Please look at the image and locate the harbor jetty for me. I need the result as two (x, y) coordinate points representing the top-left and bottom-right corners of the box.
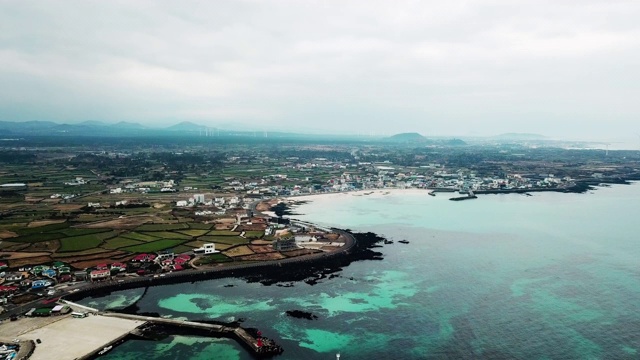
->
(449, 191), (478, 201)
(95, 312), (283, 358)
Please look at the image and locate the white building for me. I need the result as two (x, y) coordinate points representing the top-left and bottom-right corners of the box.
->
(194, 194), (206, 204)
(194, 243), (218, 254)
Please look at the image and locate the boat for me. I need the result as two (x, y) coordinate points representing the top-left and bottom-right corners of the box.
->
(384, 239), (394, 244)
(398, 240), (410, 244)
(98, 346), (112, 355)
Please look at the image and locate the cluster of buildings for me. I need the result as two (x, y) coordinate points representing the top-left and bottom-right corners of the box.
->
(249, 167), (577, 197)
(50, 193), (77, 200)
(175, 194), (247, 217)
(109, 179), (178, 194)
(88, 251), (193, 281)
(0, 262), (75, 301)
(64, 177), (86, 186)
(0, 250), (198, 312)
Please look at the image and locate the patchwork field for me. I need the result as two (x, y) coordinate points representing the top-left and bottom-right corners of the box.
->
(244, 231), (265, 239)
(223, 245), (255, 257)
(120, 232), (160, 242)
(58, 231), (118, 252)
(120, 239), (187, 253)
(207, 230), (240, 236)
(176, 229), (210, 237)
(102, 237), (144, 250)
(1, 214), (276, 270)
(136, 223), (189, 231)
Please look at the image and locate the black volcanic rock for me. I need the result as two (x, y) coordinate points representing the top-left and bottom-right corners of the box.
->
(286, 310), (318, 320)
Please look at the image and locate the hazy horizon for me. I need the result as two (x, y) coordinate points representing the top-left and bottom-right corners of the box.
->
(1, 1), (640, 141)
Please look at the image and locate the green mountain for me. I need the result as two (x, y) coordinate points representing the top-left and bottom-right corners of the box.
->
(385, 132), (427, 143)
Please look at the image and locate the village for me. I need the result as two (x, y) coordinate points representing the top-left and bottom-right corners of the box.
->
(0, 187), (351, 322)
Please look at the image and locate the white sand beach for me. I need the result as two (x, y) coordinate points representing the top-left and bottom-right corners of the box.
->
(285, 188), (433, 204)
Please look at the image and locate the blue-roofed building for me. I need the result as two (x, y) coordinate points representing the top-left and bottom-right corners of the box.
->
(31, 279), (53, 289)
(42, 269), (57, 279)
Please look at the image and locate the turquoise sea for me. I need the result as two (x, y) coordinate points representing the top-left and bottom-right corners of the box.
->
(82, 183), (640, 359)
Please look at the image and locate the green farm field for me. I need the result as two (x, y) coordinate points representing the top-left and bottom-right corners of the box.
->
(121, 239), (187, 253)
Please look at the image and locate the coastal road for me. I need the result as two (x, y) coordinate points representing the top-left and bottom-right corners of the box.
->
(0, 227), (356, 322)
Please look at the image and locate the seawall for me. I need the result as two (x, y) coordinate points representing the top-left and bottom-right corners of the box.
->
(63, 229), (356, 301)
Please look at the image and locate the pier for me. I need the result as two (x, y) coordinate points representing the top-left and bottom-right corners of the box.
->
(97, 312), (283, 357)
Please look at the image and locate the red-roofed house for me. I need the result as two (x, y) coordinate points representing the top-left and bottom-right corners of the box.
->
(174, 257), (188, 265)
(172, 264), (184, 271)
(90, 269), (110, 281)
(96, 263), (109, 270)
(0, 285), (18, 294)
(161, 259), (173, 267)
(132, 254), (157, 262)
(132, 254), (147, 262)
(111, 263), (126, 271)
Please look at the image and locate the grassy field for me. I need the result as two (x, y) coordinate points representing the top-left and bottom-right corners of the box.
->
(102, 237), (144, 250)
(187, 223), (213, 230)
(211, 242), (234, 250)
(60, 228), (112, 237)
(199, 236), (249, 245)
(58, 231), (117, 252)
(11, 232), (64, 243)
(195, 253), (233, 265)
(138, 231), (192, 240)
(53, 248), (116, 258)
(14, 222), (69, 235)
(223, 245), (255, 257)
(136, 223), (189, 231)
(171, 244), (195, 254)
(207, 230), (240, 236)
(121, 232), (161, 242)
(176, 229), (210, 237)
(244, 231), (264, 239)
(121, 239), (187, 253)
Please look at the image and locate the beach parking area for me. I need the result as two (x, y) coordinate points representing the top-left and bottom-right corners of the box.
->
(15, 315), (144, 360)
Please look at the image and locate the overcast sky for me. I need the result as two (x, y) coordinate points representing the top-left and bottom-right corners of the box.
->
(1, 1), (639, 139)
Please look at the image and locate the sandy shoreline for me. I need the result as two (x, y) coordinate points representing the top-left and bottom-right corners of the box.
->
(284, 188), (433, 203)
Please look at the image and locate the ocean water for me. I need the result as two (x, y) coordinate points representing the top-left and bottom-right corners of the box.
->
(83, 183), (640, 359)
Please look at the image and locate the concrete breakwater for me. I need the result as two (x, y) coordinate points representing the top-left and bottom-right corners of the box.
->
(80, 313), (284, 358)
(449, 195), (478, 201)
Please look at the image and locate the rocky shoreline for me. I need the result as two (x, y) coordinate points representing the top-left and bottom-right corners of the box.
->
(65, 231), (385, 301)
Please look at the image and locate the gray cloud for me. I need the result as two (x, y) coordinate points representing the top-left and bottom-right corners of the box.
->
(1, 0), (639, 139)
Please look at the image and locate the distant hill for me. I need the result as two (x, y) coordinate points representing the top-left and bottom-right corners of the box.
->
(494, 133), (546, 140)
(111, 121), (146, 129)
(166, 121), (206, 132)
(79, 120), (107, 126)
(445, 138), (467, 146)
(385, 132), (427, 143)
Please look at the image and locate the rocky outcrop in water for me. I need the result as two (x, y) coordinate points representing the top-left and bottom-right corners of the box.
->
(286, 310), (318, 320)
